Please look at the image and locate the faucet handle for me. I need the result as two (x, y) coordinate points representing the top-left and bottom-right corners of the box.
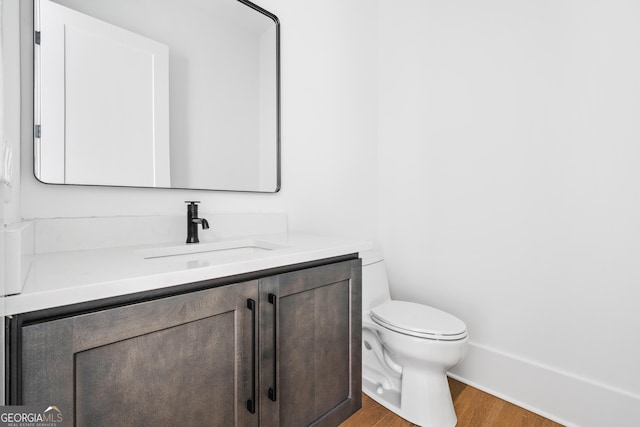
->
(185, 200), (201, 204)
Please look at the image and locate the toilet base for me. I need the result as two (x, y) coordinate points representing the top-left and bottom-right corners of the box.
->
(363, 369), (457, 427)
(400, 366), (457, 427)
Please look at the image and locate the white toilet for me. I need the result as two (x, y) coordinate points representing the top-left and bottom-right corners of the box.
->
(361, 251), (468, 427)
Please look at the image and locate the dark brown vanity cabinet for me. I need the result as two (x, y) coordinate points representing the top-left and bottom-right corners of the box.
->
(8, 258), (362, 427)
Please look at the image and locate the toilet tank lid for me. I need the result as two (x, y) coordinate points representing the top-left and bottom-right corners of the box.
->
(359, 250), (384, 266)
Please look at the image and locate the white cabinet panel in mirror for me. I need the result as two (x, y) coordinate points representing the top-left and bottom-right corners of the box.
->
(33, 0), (280, 192)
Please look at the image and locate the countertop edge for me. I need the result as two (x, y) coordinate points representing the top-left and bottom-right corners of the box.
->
(4, 235), (371, 316)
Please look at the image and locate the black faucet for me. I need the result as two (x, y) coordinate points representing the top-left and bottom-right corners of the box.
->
(185, 201), (210, 243)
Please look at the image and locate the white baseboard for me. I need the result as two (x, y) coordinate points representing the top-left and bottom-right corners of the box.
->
(449, 342), (640, 427)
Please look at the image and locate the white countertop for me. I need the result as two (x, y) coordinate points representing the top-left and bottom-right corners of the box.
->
(4, 233), (370, 316)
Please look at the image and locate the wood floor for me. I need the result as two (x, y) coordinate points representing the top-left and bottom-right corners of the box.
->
(339, 378), (563, 427)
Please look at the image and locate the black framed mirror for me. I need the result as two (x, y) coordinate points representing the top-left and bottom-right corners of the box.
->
(33, 0), (280, 192)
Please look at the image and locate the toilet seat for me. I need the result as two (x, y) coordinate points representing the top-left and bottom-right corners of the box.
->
(370, 301), (467, 341)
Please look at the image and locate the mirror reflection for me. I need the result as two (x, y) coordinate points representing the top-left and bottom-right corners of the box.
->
(34, 0), (280, 192)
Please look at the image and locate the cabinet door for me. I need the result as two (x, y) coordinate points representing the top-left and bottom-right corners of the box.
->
(259, 260), (362, 427)
(20, 281), (259, 427)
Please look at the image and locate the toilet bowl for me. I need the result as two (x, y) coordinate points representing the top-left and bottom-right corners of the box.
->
(361, 251), (468, 427)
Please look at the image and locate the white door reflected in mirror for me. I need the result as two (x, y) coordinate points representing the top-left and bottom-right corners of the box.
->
(36, 0), (171, 187)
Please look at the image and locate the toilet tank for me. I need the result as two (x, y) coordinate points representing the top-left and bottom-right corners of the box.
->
(360, 250), (392, 313)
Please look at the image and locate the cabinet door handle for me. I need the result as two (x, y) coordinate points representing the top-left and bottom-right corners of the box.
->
(268, 293), (278, 402)
(246, 298), (257, 414)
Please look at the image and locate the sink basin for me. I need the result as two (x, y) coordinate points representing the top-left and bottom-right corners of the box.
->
(138, 239), (288, 263)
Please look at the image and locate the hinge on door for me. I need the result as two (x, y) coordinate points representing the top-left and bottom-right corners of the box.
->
(34, 125), (41, 138)
(35, 31), (41, 45)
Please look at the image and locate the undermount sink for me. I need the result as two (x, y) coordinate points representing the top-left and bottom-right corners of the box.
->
(138, 239), (289, 262)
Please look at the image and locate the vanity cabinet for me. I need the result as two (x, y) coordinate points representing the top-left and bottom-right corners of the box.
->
(7, 257), (362, 427)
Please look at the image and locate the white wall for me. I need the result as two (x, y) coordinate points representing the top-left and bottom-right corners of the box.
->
(378, 0), (640, 425)
(17, 0), (378, 241)
(1, 0), (19, 224)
